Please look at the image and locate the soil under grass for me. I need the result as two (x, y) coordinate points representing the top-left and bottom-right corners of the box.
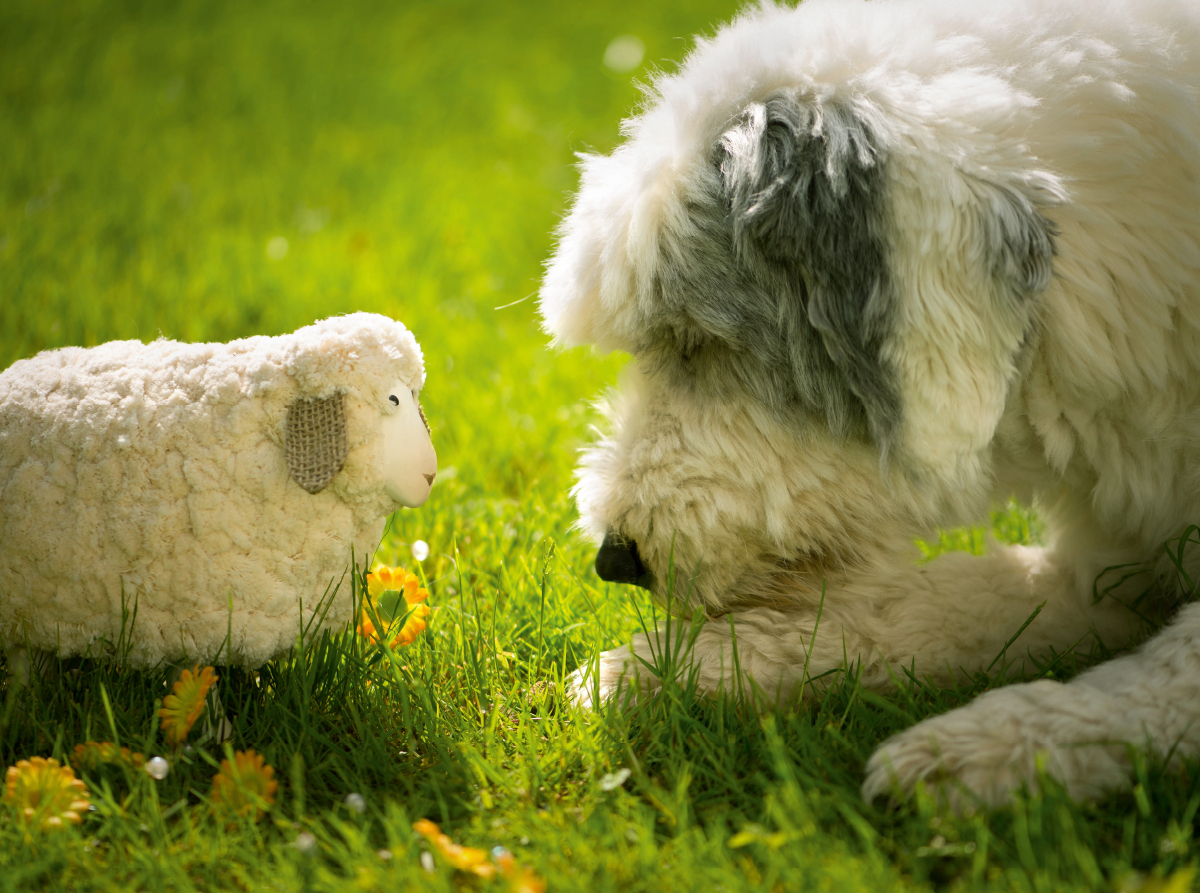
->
(1, 0), (1196, 890)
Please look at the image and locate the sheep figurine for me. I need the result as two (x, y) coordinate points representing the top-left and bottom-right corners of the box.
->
(0, 312), (437, 680)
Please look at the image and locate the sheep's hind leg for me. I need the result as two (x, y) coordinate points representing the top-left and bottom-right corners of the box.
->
(1, 646), (62, 689)
(3, 643), (32, 686)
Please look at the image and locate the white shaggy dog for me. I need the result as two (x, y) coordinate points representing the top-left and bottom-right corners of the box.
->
(541, 0), (1200, 811)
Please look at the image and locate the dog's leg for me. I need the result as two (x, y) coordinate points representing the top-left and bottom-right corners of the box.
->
(572, 540), (1147, 708)
(828, 541), (1152, 684)
(862, 601), (1200, 813)
(568, 610), (861, 709)
(568, 634), (661, 710)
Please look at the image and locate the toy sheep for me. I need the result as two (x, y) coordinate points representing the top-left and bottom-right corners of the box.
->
(0, 312), (437, 679)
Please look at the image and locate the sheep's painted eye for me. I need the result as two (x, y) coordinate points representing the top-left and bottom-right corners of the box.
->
(389, 395), (399, 406)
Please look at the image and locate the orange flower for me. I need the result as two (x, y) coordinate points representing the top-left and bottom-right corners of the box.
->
(494, 848), (548, 893)
(358, 614), (380, 642)
(159, 665), (219, 746)
(413, 821), (546, 889)
(359, 566), (431, 648)
(4, 757), (90, 830)
(413, 818), (496, 878)
(389, 603), (432, 647)
(211, 749), (277, 822)
(71, 741), (145, 772)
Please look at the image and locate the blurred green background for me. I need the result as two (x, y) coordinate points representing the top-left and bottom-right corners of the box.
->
(0, 0), (745, 493)
(0, 0), (772, 615)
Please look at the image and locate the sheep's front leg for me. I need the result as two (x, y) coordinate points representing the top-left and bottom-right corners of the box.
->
(862, 602), (1200, 813)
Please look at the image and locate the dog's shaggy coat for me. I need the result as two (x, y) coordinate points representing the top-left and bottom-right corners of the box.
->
(541, 0), (1200, 810)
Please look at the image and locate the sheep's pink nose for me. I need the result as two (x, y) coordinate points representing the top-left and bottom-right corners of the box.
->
(423, 472), (436, 485)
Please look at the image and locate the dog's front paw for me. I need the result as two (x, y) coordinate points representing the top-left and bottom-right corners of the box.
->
(862, 681), (1130, 813)
(567, 644), (663, 710)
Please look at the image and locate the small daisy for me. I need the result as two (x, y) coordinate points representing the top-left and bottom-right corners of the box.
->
(211, 750), (277, 822)
(359, 566), (431, 648)
(159, 665), (219, 746)
(4, 757), (91, 830)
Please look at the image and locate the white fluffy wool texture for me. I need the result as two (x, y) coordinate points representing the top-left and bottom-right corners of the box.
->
(0, 312), (424, 668)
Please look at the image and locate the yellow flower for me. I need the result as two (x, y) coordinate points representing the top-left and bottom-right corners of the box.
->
(71, 741), (145, 772)
(359, 566), (431, 648)
(4, 757), (90, 830)
(413, 818), (496, 878)
(211, 749), (277, 822)
(158, 665), (219, 746)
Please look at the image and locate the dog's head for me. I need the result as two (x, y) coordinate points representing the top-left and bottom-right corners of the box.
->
(541, 3), (1063, 611)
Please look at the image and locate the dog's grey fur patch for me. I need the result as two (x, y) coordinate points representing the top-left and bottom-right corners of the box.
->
(640, 92), (900, 446)
(974, 179), (1057, 299)
(647, 197), (863, 431)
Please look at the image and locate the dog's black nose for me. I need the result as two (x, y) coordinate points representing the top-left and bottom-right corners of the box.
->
(595, 533), (652, 588)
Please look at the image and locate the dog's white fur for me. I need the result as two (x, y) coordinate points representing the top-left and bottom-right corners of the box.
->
(541, 0), (1200, 811)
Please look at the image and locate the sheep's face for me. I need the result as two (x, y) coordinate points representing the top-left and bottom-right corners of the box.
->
(379, 380), (436, 508)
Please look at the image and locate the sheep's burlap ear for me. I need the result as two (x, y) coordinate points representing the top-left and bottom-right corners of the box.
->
(285, 393), (349, 494)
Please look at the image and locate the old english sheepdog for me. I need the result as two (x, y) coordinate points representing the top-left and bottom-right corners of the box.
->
(540, 0), (1200, 811)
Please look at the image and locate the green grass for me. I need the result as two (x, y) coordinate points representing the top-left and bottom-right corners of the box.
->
(1, 0), (1197, 890)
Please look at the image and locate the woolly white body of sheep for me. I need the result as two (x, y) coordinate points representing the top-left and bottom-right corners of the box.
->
(0, 312), (424, 670)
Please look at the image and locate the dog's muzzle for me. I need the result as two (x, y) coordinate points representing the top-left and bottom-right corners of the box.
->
(595, 533), (654, 589)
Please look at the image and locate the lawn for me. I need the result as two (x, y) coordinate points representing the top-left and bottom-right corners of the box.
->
(1, 0), (1196, 890)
